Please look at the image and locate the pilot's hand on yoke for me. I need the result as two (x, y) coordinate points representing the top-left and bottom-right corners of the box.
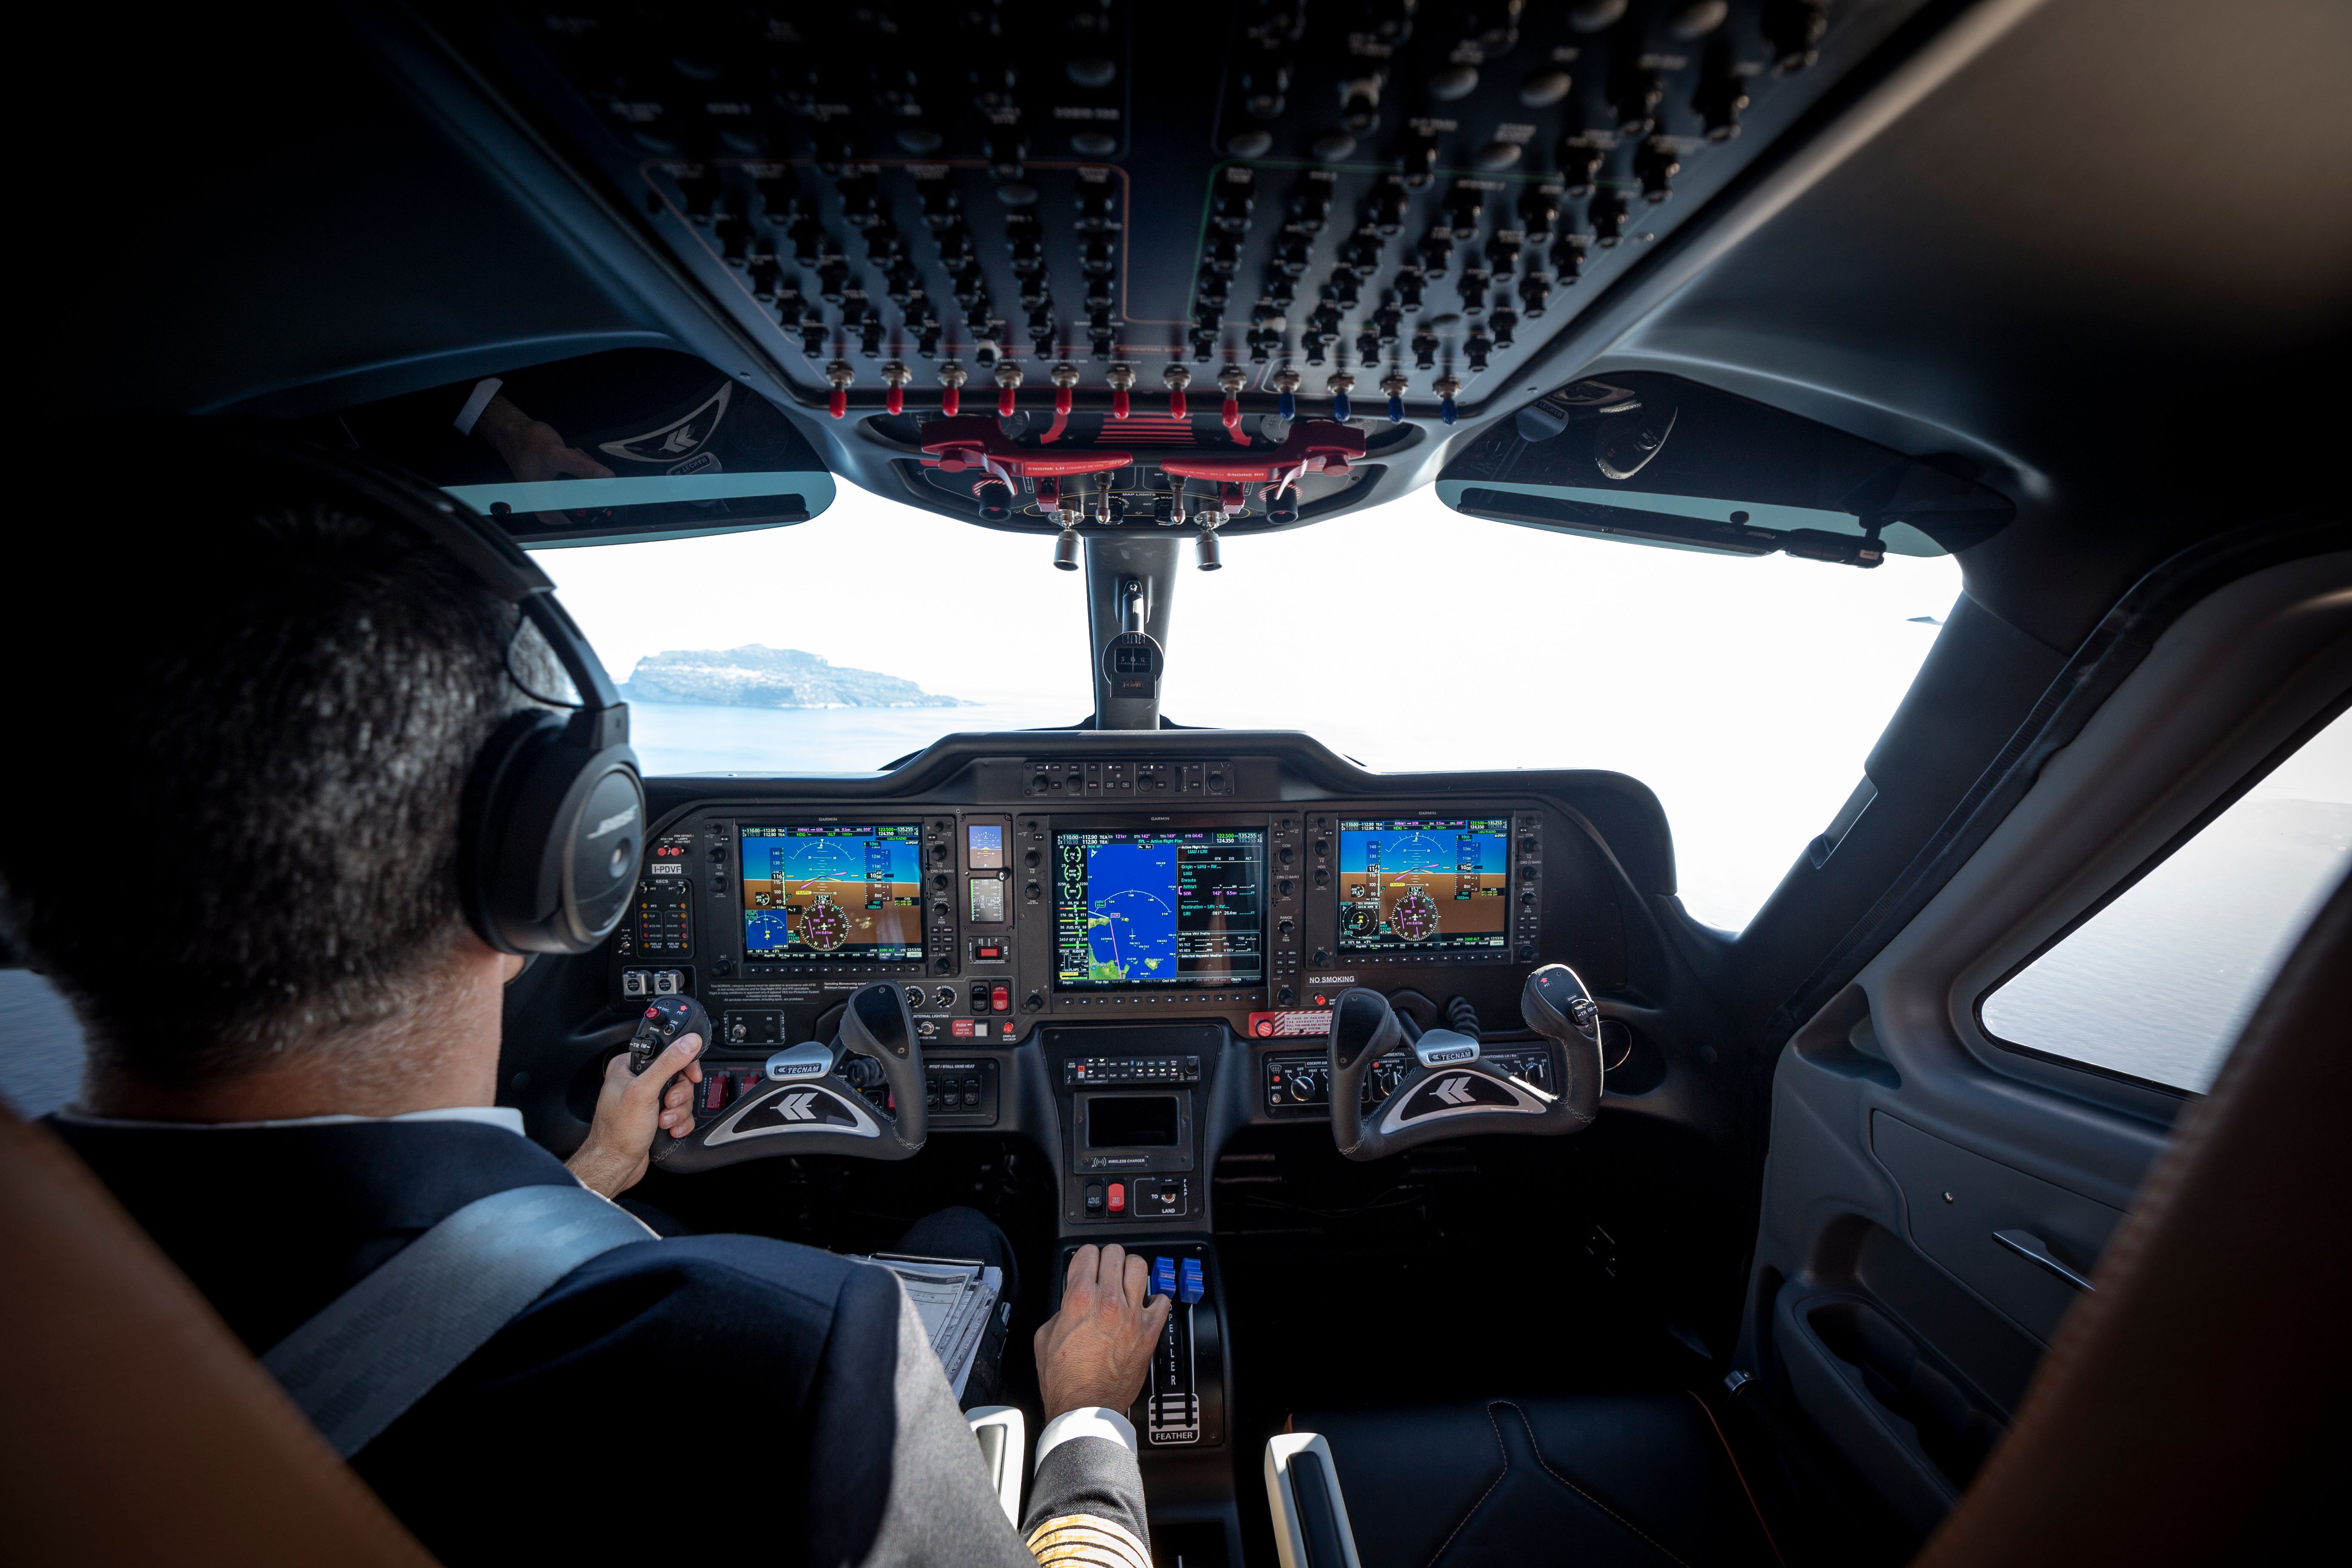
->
(567, 1033), (703, 1198)
(473, 392), (616, 484)
(1034, 1243), (1172, 1419)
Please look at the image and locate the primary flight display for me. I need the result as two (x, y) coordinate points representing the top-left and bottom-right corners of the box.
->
(741, 824), (924, 961)
(1336, 818), (1511, 953)
(1053, 828), (1266, 988)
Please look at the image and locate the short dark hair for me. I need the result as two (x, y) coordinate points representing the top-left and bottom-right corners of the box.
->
(2, 496), (553, 1086)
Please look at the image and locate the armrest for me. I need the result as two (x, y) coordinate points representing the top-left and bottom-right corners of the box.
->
(967, 1405), (1026, 1528)
(1265, 1433), (1363, 1568)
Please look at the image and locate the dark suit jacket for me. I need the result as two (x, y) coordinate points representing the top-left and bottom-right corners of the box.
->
(52, 1116), (1148, 1566)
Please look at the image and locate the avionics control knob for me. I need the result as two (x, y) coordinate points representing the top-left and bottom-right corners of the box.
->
(904, 986), (925, 1009)
(1289, 1070), (1316, 1102)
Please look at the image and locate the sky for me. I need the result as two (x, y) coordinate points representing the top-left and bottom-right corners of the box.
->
(541, 481), (1964, 930)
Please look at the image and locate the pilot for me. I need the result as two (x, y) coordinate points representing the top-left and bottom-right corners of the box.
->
(1, 466), (1168, 1567)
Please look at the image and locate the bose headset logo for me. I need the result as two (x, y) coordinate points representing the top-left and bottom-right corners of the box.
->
(585, 805), (639, 842)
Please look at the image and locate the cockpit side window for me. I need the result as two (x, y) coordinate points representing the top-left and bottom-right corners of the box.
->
(1978, 704), (2352, 1093)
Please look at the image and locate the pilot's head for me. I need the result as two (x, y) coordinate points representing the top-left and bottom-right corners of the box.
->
(3, 490), (563, 1098)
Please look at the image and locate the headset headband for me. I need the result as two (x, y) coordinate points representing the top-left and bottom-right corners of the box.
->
(225, 432), (631, 752)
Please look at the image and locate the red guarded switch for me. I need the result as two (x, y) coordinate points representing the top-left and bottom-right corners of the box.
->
(1107, 1182), (1127, 1214)
(991, 983), (1011, 1013)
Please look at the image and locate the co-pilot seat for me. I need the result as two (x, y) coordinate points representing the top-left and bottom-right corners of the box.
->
(1265, 882), (2352, 1568)
(1275, 1394), (1782, 1568)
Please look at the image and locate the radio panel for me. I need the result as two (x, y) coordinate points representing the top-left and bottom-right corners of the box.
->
(1262, 1044), (1555, 1119)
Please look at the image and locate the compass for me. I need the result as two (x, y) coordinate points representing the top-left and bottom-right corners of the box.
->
(799, 894), (850, 951)
(1389, 887), (1440, 942)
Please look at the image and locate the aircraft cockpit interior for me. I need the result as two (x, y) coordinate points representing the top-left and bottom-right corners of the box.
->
(3, 4), (2347, 1567)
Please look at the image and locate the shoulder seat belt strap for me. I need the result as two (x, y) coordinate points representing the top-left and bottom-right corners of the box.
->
(261, 1183), (655, 1458)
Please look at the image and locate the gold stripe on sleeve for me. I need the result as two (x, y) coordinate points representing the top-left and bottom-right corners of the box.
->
(1024, 1513), (1153, 1568)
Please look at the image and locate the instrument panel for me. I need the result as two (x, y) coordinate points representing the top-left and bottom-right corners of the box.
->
(611, 744), (1638, 1055)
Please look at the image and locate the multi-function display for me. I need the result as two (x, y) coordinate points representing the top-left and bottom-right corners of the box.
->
(1053, 828), (1265, 989)
(1336, 818), (1511, 953)
(740, 824), (924, 961)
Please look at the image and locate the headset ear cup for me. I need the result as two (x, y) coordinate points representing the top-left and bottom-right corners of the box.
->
(459, 710), (560, 954)
(460, 710), (644, 954)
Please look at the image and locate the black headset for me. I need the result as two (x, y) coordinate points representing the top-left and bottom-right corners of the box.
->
(219, 430), (648, 956)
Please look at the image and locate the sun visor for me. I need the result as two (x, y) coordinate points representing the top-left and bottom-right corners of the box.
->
(294, 348), (835, 548)
(1436, 372), (2014, 568)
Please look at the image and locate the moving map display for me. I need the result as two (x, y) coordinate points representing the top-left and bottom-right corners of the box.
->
(1054, 828), (1265, 988)
(1336, 819), (1511, 953)
(741, 824), (924, 961)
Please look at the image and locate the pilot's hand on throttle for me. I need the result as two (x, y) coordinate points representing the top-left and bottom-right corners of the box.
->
(566, 1034), (703, 1198)
(1033, 1243), (1171, 1419)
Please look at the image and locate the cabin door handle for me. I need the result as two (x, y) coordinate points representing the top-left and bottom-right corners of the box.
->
(1993, 1228), (2095, 1292)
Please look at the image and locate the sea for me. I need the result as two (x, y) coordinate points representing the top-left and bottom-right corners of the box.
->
(628, 699), (1086, 775)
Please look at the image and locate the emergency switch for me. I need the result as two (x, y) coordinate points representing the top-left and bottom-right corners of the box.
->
(1107, 1182), (1127, 1214)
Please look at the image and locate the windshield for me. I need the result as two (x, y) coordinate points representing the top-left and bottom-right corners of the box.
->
(542, 485), (1959, 931)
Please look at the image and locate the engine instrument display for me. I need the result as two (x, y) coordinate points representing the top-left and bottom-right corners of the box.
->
(1054, 828), (1265, 989)
(741, 824), (924, 962)
(1336, 819), (1511, 954)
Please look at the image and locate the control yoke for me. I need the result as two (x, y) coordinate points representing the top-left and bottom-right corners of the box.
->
(654, 983), (928, 1172)
(1325, 966), (1602, 1161)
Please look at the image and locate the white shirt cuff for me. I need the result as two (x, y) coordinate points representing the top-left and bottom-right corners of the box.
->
(1034, 1407), (1138, 1470)
(453, 377), (505, 435)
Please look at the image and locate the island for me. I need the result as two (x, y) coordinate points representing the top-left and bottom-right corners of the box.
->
(618, 646), (968, 709)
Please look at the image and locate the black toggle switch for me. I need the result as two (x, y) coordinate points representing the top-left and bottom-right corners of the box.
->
(1519, 190), (1559, 242)
(1764, 0), (1831, 74)
(1401, 126), (1439, 187)
(1590, 193), (1629, 247)
(1558, 143), (1605, 199)
(1635, 139), (1681, 204)
(1610, 67), (1663, 139)
(1695, 43), (1751, 141)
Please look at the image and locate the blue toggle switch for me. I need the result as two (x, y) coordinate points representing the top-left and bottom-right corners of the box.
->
(1154, 1256), (1177, 1300)
(1179, 1257), (1205, 1304)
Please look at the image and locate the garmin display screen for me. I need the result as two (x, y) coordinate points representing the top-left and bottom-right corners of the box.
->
(740, 824), (924, 961)
(1335, 819), (1511, 953)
